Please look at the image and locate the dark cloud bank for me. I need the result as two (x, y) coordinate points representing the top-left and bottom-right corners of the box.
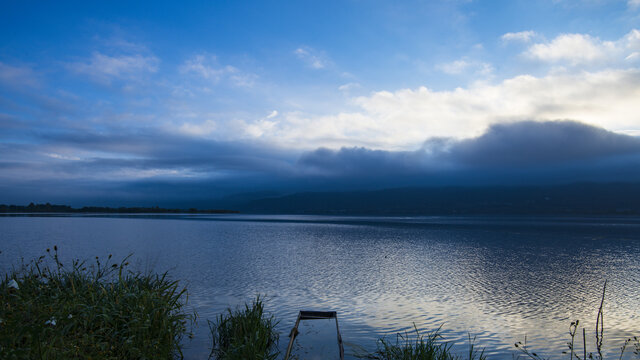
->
(299, 120), (640, 176)
(2, 120), (640, 214)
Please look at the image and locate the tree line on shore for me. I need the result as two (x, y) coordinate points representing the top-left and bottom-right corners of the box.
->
(0, 203), (238, 214)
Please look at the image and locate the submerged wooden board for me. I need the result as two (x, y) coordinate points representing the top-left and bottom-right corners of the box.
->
(284, 311), (345, 360)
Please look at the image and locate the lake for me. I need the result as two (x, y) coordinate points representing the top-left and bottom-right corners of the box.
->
(1, 214), (639, 359)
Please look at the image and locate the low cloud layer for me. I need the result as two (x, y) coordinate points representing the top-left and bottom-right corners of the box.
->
(442, 121), (640, 166)
(2, 120), (640, 206)
(298, 121), (640, 181)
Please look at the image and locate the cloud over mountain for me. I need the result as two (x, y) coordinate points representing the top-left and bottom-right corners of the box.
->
(2, 119), (639, 206)
(297, 120), (640, 184)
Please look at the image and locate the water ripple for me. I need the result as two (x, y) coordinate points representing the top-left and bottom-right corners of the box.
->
(1, 215), (639, 359)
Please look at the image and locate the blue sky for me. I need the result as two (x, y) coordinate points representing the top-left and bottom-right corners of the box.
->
(1, 0), (640, 206)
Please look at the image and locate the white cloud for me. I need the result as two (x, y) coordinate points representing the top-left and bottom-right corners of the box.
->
(244, 118), (277, 138)
(477, 63), (494, 76)
(177, 110), (280, 139)
(626, 52), (640, 61)
(179, 119), (217, 136)
(235, 68), (640, 150)
(228, 72), (258, 87)
(526, 34), (606, 64)
(338, 82), (361, 92)
(294, 47), (329, 69)
(437, 59), (494, 77)
(502, 30), (536, 43)
(71, 52), (159, 83)
(44, 152), (81, 161)
(629, 0), (640, 9)
(525, 29), (640, 66)
(180, 55), (227, 81)
(180, 55), (256, 87)
(437, 60), (470, 74)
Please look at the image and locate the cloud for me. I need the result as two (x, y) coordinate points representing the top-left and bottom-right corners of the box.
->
(266, 110), (278, 119)
(436, 59), (493, 76)
(179, 119), (218, 136)
(525, 29), (640, 66)
(0, 127), (297, 184)
(0, 62), (79, 121)
(437, 59), (471, 74)
(173, 110), (279, 139)
(244, 68), (640, 150)
(630, 0), (640, 9)
(238, 110), (283, 138)
(298, 146), (430, 178)
(70, 52), (159, 83)
(526, 34), (606, 65)
(294, 47), (330, 69)
(180, 55), (228, 81)
(296, 120), (640, 185)
(3, 119), (640, 205)
(338, 82), (361, 92)
(0, 62), (40, 89)
(179, 54), (256, 87)
(444, 120), (640, 166)
(501, 30), (536, 43)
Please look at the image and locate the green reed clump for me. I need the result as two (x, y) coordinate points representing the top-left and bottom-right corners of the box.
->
(208, 295), (279, 360)
(0, 247), (193, 360)
(368, 325), (486, 360)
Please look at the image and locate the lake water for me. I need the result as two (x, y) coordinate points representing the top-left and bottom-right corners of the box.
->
(1, 214), (639, 359)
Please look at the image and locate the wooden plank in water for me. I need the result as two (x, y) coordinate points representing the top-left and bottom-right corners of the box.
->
(284, 310), (345, 360)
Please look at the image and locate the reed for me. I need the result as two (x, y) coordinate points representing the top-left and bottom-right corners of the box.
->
(515, 281), (640, 360)
(208, 295), (279, 360)
(0, 248), (193, 359)
(367, 325), (486, 360)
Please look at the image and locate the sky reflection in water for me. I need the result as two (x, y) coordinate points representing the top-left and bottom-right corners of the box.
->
(0, 214), (639, 359)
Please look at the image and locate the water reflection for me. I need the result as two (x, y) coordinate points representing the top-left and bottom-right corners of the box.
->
(0, 214), (639, 359)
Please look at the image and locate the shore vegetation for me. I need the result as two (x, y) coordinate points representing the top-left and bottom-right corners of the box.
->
(365, 325), (486, 360)
(208, 295), (280, 360)
(515, 282), (640, 360)
(0, 248), (192, 359)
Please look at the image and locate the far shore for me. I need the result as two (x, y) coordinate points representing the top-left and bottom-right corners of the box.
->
(0, 203), (239, 214)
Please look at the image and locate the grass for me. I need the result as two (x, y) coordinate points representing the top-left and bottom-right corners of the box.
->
(208, 295), (279, 360)
(515, 281), (640, 360)
(365, 325), (486, 360)
(0, 248), (193, 360)
(2, 250), (637, 360)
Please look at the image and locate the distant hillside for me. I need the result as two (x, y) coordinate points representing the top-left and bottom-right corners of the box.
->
(0, 203), (238, 214)
(240, 183), (640, 215)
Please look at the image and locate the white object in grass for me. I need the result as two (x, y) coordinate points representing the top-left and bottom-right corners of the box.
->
(45, 318), (56, 326)
(7, 279), (19, 290)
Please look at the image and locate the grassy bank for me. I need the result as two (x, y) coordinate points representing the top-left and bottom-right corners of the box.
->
(0, 249), (192, 359)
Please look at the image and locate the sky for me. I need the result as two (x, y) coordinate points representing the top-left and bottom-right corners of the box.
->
(1, 0), (640, 206)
